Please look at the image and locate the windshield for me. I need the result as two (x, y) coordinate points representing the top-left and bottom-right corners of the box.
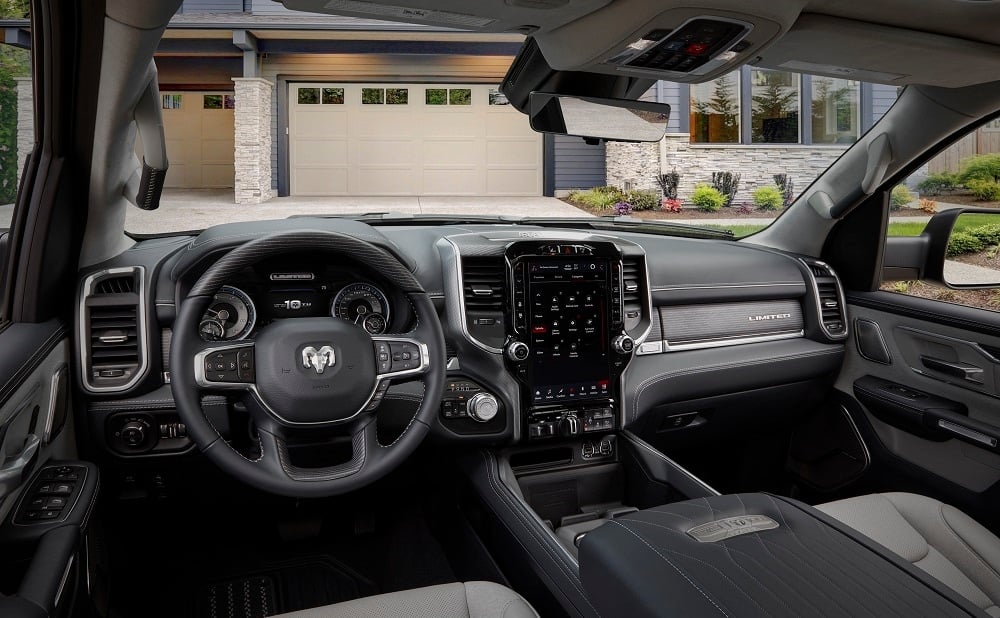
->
(0, 8), (912, 237)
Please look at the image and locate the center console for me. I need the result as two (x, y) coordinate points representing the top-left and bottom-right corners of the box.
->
(503, 242), (635, 442)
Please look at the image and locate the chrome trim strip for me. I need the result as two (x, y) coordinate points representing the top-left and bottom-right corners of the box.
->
(55, 554), (74, 608)
(635, 330), (805, 355)
(939, 419), (998, 448)
(42, 364), (68, 444)
(801, 259), (850, 341)
(840, 404), (871, 473)
(78, 266), (150, 394)
(443, 237), (503, 355)
(650, 282), (803, 292)
(194, 337), (431, 427)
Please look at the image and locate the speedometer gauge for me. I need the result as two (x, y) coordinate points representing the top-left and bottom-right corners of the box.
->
(332, 283), (390, 334)
(199, 285), (256, 341)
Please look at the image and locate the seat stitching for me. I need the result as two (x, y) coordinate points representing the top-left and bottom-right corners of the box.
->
(778, 497), (933, 617)
(615, 519), (775, 616)
(762, 496), (883, 617)
(932, 501), (1000, 607)
(608, 520), (731, 617)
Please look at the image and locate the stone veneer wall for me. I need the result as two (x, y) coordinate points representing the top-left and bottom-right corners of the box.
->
(233, 77), (275, 204)
(607, 133), (849, 204)
(15, 76), (33, 191)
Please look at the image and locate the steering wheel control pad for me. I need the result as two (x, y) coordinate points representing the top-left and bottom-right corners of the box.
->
(253, 317), (376, 424)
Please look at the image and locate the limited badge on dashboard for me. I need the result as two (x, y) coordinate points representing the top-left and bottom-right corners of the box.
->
(687, 515), (779, 543)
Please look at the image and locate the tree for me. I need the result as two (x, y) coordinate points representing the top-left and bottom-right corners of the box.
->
(0, 0), (30, 203)
(751, 71), (797, 143)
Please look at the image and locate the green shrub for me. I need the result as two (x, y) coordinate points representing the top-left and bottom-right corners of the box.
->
(969, 223), (1000, 246)
(890, 185), (915, 211)
(571, 187), (624, 209)
(917, 172), (959, 196)
(947, 232), (985, 257)
(624, 189), (660, 211)
(960, 153), (1000, 184)
(752, 186), (784, 211)
(967, 179), (1000, 202)
(690, 184), (725, 212)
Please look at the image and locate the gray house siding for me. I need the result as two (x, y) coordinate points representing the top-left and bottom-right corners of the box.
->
(179, 0), (244, 12)
(871, 83), (900, 124)
(553, 134), (605, 192)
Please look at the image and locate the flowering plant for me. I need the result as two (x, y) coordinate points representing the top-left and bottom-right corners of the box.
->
(613, 201), (634, 216)
(660, 198), (682, 213)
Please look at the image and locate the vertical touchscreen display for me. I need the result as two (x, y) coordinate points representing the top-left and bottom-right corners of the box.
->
(527, 259), (611, 405)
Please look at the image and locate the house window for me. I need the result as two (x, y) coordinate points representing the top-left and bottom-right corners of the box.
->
(321, 88), (344, 104)
(426, 88), (472, 106)
(362, 88), (384, 104)
(750, 69), (800, 144)
(386, 88), (409, 105)
(489, 88), (509, 106)
(223, 94), (235, 109)
(811, 77), (859, 144)
(984, 118), (1000, 132)
(297, 88), (320, 104)
(690, 72), (740, 143)
(161, 94), (182, 110)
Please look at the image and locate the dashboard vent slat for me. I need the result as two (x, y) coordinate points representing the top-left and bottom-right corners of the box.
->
(81, 268), (146, 392)
(621, 257), (646, 328)
(462, 257), (505, 311)
(805, 261), (847, 339)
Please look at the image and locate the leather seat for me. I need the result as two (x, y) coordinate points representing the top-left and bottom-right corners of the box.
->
(272, 581), (538, 618)
(817, 492), (1000, 617)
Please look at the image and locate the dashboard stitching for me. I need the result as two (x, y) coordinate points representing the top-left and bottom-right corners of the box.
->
(631, 348), (844, 423)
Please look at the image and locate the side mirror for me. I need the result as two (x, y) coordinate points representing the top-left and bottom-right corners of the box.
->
(883, 208), (1000, 288)
(528, 92), (670, 143)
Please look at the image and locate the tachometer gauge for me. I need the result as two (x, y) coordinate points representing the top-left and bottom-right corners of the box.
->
(332, 283), (390, 334)
(199, 285), (256, 340)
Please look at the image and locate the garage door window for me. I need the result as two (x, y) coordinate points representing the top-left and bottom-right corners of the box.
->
(322, 88), (344, 105)
(162, 94), (182, 110)
(363, 88), (409, 105)
(427, 88), (472, 106)
(203, 94), (234, 110)
(297, 88), (320, 104)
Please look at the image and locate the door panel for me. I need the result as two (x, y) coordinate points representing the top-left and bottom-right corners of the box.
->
(838, 295), (1000, 496)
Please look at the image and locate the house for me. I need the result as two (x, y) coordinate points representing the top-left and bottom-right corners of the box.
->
(2, 1), (911, 205)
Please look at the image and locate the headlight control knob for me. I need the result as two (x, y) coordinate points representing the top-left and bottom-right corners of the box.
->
(467, 393), (500, 422)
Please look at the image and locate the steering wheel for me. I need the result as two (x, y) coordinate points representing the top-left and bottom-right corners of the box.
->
(170, 231), (445, 497)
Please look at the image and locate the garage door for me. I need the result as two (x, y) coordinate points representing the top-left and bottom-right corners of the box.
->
(289, 84), (542, 196)
(159, 92), (235, 189)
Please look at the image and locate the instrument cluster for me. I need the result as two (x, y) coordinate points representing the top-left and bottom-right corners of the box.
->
(198, 271), (395, 341)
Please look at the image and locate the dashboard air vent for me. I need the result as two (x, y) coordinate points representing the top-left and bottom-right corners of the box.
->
(96, 274), (135, 295)
(462, 257), (505, 311)
(805, 261), (848, 339)
(621, 257), (646, 329)
(81, 267), (146, 392)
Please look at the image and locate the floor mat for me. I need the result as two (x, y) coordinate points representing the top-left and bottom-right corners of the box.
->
(196, 558), (377, 618)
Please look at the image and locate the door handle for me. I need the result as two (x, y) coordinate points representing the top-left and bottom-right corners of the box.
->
(0, 433), (40, 497)
(921, 356), (985, 384)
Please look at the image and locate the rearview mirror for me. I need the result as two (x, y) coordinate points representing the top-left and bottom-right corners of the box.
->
(528, 92), (670, 143)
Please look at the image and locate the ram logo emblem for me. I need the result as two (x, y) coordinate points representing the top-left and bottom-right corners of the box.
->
(301, 345), (336, 374)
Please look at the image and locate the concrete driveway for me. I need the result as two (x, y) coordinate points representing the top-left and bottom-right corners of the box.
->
(123, 189), (590, 234)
